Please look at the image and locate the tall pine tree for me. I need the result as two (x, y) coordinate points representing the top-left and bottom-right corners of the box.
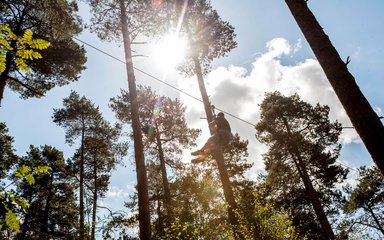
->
(256, 91), (348, 239)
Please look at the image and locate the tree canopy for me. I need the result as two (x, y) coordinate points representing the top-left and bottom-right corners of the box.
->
(0, 0), (86, 104)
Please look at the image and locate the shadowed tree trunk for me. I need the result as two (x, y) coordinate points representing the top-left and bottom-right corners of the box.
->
(91, 154), (98, 240)
(80, 125), (85, 240)
(40, 172), (54, 234)
(119, 0), (151, 239)
(282, 116), (336, 239)
(284, 0), (384, 176)
(155, 124), (171, 211)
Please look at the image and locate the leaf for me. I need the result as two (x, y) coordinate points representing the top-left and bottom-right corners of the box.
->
(15, 58), (30, 73)
(15, 165), (30, 178)
(30, 38), (50, 50)
(23, 29), (33, 44)
(25, 174), (35, 185)
(34, 166), (52, 174)
(5, 210), (20, 232)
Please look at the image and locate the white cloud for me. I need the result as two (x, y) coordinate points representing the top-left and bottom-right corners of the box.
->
(178, 37), (362, 175)
(106, 185), (133, 198)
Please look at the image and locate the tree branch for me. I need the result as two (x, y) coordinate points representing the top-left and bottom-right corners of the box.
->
(7, 76), (45, 97)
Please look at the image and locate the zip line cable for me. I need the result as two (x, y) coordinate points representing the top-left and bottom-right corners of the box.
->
(72, 36), (256, 127)
(73, 36), (361, 130)
(73, 36), (362, 172)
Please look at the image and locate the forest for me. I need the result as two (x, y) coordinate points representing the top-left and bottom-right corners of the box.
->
(1, 0), (384, 239)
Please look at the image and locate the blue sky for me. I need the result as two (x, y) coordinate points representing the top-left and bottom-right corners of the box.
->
(1, 0), (383, 237)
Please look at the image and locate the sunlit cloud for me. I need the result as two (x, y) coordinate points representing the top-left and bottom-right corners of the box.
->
(178, 37), (363, 175)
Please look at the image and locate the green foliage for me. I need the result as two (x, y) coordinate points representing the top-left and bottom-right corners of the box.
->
(110, 85), (200, 162)
(13, 145), (79, 239)
(14, 164), (52, 185)
(0, 190), (29, 233)
(159, 217), (199, 240)
(1, 0), (86, 100)
(0, 24), (50, 73)
(178, 0), (237, 75)
(1, 161), (51, 235)
(0, 122), (18, 179)
(235, 191), (306, 240)
(342, 166), (384, 238)
(86, 0), (154, 42)
(256, 91), (347, 238)
(54, 91), (125, 239)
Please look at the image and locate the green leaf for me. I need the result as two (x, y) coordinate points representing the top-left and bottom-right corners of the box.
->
(5, 210), (20, 232)
(34, 166), (52, 174)
(23, 29), (33, 43)
(15, 165), (30, 178)
(25, 174), (35, 185)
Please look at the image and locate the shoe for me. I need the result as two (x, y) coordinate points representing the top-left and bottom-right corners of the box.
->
(191, 149), (205, 156)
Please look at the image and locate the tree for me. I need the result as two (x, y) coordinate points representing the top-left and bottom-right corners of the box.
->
(166, 1), (240, 235)
(236, 188), (306, 240)
(0, 122), (18, 179)
(155, 134), (250, 239)
(256, 91), (348, 239)
(110, 85), (200, 237)
(343, 166), (384, 238)
(0, 0), (86, 105)
(284, 0), (384, 176)
(53, 91), (102, 240)
(85, 1), (155, 237)
(82, 119), (126, 240)
(0, 122), (22, 238)
(14, 145), (78, 240)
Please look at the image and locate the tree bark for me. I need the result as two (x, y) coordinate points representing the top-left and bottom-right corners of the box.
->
(193, 58), (243, 240)
(41, 172), (54, 234)
(91, 155), (98, 240)
(119, 1), (151, 239)
(0, 48), (14, 106)
(282, 116), (336, 239)
(155, 125), (171, 211)
(284, 0), (384, 176)
(193, 57), (214, 124)
(79, 126), (85, 240)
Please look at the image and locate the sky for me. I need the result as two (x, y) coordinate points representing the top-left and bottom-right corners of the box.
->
(1, 0), (384, 237)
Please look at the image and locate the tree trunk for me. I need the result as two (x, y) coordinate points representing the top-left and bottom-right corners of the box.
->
(282, 116), (336, 239)
(119, 1), (151, 239)
(0, 72), (7, 106)
(193, 57), (243, 240)
(91, 155), (98, 240)
(17, 194), (33, 240)
(0, 50), (14, 106)
(284, 0), (384, 176)
(80, 127), (85, 240)
(41, 172), (54, 234)
(0, 10), (24, 106)
(193, 57), (214, 124)
(155, 125), (171, 211)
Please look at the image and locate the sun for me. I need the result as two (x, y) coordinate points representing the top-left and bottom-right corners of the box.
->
(152, 33), (187, 70)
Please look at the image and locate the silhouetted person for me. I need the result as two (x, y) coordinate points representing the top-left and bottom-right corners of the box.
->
(191, 112), (232, 163)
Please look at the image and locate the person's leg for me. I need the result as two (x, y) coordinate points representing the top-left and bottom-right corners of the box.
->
(191, 134), (219, 156)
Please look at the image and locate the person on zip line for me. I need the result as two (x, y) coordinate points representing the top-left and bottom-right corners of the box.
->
(191, 111), (233, 163)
